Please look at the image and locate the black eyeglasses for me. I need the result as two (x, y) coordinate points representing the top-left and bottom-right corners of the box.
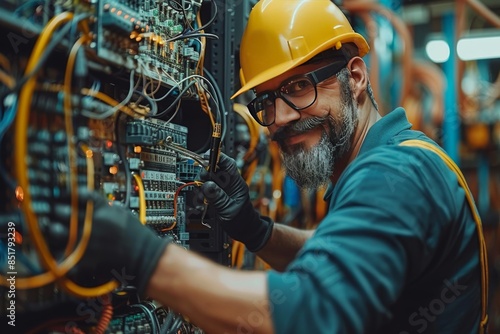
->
(247, 59), (348, 126)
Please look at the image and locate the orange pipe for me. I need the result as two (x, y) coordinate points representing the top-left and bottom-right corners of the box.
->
(466, 0), (500, 28)
(344, 0), (413, 108)
(456, 0), (500, 117)
(411, 61), (445, 127)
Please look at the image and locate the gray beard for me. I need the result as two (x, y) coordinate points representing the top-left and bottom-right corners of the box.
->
(280, 95), (358, 190)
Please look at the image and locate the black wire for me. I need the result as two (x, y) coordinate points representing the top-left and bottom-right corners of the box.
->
(153, 80), (197, 118)
(159, 0), (218, 45)
(178, 0), (218, 32)
(130, 304), (159, 334)
(167, 0), (194, 31)
(167, 0), (190, 12)
(166, 314), (184, 334)
(160, 310), (175, 334)
(181, 0), (194, 30)
(169, 32), (218, 43)
(195, 0), (218, 32)
(203, 68), (227, 142)
(166, 0), (219, 43)
(114, 113), (131, 208)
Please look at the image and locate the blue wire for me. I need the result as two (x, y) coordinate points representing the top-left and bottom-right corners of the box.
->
(0, 98), (18, 189)
(0, 98), (17, 138)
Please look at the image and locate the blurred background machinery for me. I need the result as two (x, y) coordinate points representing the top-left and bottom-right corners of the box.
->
(0, 0), (499, 333)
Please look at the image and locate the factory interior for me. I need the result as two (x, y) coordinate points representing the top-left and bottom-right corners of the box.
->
(0, 0), (499, 333)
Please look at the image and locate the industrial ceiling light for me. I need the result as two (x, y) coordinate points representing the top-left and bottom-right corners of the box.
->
(426, 29), (500, 63)
(425, 39), (450, 63)
(457, 35), (500, 61)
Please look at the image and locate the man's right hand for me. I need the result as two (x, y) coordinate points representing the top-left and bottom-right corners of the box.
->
(198, 153), (274, 252)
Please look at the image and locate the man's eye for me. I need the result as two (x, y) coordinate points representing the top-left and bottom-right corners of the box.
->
(282, 79), (311, 94)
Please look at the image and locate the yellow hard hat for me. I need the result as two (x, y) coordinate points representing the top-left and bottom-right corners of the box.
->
(232, 0), (370, 99)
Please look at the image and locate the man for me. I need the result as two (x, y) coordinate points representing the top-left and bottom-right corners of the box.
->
(76, 0), (488, 333)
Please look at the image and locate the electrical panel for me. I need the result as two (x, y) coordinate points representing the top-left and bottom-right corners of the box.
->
(0, 0), (230, 332)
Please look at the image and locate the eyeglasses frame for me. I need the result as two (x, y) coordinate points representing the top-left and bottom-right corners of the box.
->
(247, 59), (349, 126)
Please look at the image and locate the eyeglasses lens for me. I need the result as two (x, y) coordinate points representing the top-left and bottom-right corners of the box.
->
(252, 77), (316, 126)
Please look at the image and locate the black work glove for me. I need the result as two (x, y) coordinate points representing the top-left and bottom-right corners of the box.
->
(198, 153), (274, 252)
(54, 192), (172, 296)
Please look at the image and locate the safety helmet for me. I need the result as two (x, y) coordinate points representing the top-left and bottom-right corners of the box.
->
(232, 0), (370, 99)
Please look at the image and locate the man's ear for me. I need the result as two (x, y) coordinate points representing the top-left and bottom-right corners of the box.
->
(347, 57), (369, 102)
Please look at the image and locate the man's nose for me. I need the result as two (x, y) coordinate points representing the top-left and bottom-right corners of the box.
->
(273, 98), (301, 127)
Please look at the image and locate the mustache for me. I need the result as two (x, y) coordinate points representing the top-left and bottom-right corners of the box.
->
(271, 116), (328, 142)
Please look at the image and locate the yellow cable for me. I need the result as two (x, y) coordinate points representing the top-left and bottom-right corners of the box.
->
(399, 140), (489, 331)
(195, 12), (206, 75)
(231, 240), (238, 267)
(4, 271), (55, 289)
(6, 144), (118, 295)
(244, 160), (258, 186)
(233, 103), (261, 187)
(39, 84), (146, 118)
(41, 84), (143, 118)
(63, 34), (90, 257)
(195, 79), (215, 126)
(233, 103), (259, 163)
(234, 241), (245, 269)
(14, 11), (75, 284)
(7, 145), (118, 295)
(60, 32), (120, 297)
(194, 11), (213, 126)
(85, 89), (147, 118)
(132, 173), (147, 225)
(9, 13), (118, 296)
(58, 150), (119, 297)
